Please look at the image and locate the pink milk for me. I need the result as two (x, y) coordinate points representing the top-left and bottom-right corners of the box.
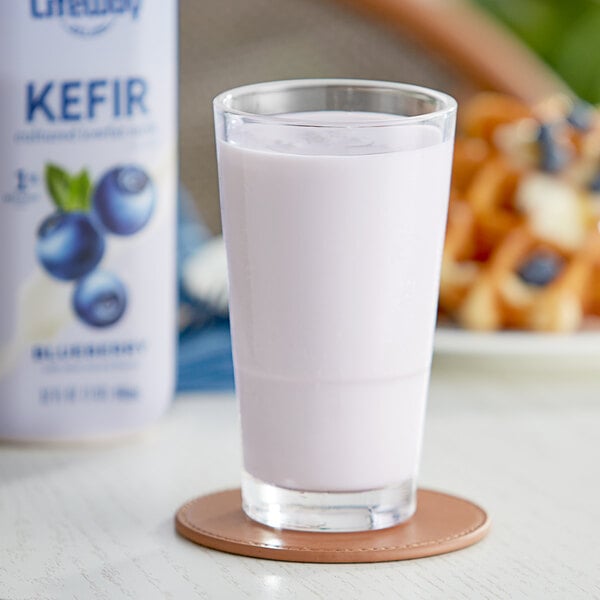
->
(218, 112), (453, 492)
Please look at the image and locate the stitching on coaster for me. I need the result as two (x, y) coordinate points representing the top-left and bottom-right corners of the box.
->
(177, 496), (488, 553)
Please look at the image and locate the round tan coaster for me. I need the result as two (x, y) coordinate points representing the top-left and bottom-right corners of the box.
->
(175, 488), (490, 563)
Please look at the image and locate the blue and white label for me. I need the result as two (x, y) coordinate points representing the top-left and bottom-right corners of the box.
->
(0, 1), (176, 439)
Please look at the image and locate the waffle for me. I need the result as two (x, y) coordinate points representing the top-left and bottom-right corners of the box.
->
(440, 93), (600, 332)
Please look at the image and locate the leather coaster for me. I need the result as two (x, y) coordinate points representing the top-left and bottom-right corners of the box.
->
(175, 488), (490, 563)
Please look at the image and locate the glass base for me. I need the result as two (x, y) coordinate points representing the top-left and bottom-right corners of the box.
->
(241, 471), (416, 532)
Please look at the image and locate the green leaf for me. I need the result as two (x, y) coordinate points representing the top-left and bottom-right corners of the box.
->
(474, 0), (565, 60)
(69, 170), (92, 212)
(44, 164), (93, 212)
(45, 164), (72, 211)
(554, 8), (600, 103)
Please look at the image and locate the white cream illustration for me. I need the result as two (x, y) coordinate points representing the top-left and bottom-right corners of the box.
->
(0, 271), (73, 379)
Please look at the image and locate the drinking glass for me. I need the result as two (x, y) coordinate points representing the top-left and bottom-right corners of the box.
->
(213, 79), (456, 532)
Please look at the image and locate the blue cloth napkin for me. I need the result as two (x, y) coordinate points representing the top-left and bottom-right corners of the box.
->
(176, 189), (235, 392)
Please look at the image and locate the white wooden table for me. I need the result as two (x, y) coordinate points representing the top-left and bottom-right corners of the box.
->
(1, 358), (599, 599)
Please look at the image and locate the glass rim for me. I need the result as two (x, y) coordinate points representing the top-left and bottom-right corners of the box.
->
(213, 78), (457, 128)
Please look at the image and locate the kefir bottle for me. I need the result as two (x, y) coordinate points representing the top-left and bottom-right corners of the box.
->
(0, 1), (177, 439)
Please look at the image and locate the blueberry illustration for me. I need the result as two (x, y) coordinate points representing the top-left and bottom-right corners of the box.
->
(73, 271), (127, 328)
(37, 212), (105, 280)
(93, 166), (155, 235)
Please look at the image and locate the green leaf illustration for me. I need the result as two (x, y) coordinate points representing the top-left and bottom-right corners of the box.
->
(44, 164), (93, 212)
(70, 170), (92, 212)
(45, 164), (72, 211)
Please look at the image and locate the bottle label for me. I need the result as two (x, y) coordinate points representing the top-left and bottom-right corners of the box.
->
(0, 2), (177, 438)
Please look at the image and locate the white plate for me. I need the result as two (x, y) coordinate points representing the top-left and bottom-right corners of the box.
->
(434, 325), (600, 358)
